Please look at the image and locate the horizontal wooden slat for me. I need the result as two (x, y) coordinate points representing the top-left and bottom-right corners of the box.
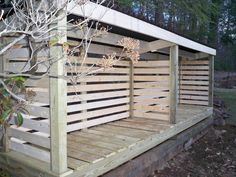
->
(134, 82), (169, 89)
(180, 81), (209, 86)
(134, 104), (169, 113)
(180, 65), (209, 70)
(134, 68), (169, 74)
(133, 75), (169, 81)
(67, 112), (129, 132)
(179, 85), (209, 91)
(181, 60), (209, 65)
(9, 116), (49, 134)
(179, 100), (209, 106)
(72, 75), (129, 82)
(179, 95), (208, 101)
(134, 89), (169, 96)
(179, 90), (209, 96)
(134, 60), (169, 67)
(68, 90), (130, 103)
(68, 57), (130, 67)
(179, 75), (209, 80)
(180, 70), (209, 75)
(134, 96), (170, 105)
(68, 83), (129, 93)
(10, 140), (50, 162)
(5, 62), (49, 73)
(67, 105), (129, 122)
(67, 66), (129, 74)
(25, 105), (50, 119)
(9, 128), (50, 149)
(67, 97), (130, 112)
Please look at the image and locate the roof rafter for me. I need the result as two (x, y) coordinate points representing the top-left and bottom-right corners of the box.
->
(140, 40), (175, 54)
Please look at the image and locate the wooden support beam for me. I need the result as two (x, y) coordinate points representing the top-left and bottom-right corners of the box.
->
(169, 45), (179, 124)
(194, 52), (209, 59)
(0, 38), (10, 152)
(140, 40), (175, 54)
(208, 56), (214, 107)
(49, 0), (68, 174)
(68, 25), (195, 59)
(129, 61), (134, 118)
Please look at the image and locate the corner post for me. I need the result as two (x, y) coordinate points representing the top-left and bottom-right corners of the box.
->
(0, 38), (10, 152)
(49, 0), (68, 174)
(169, 45), (179, 124)
(209, 55), (214, 107)
(129, 61), (134, 118)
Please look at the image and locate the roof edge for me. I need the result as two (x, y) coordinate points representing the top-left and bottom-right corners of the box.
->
(68, 1), (216, 56)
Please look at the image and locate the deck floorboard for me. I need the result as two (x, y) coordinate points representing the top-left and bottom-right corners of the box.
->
(67, 105), (213, 176)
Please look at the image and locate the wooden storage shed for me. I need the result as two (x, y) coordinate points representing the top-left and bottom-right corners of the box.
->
(0, 1), (216, 177)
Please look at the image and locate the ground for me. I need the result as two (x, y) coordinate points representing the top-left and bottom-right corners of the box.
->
(151, 79), (236, 177)
(151, 124), (236, 177)
(215, 88), (236, 125)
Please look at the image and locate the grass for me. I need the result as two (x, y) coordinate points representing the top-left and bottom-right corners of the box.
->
(215, 88), (236, 125)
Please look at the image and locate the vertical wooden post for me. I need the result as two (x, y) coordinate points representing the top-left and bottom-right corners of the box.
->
(0, 38), (10, 152)
(49, 0), (68, 174)
(129, 61), (134, 118)
(169, 45), (179, 124)
(208, 56), (214, 107)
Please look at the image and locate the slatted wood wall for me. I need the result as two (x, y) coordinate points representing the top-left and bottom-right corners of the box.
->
(132, 59), (170, 121)
(3, 43), (51, 163)
(66, 56), (131, 132)
(2, 36), (173, 162)
(179, 58), (210, 106)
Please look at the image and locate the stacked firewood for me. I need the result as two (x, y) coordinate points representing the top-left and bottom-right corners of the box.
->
(213, 96), (230, 125)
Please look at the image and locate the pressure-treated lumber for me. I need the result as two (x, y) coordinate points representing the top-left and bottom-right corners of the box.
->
(179, 58), (210, 106)
(130, 61), (134, 118)
(0, 43), (10, 152)
(209, 56), (214, 106)
(0, 106), (213, 177)
(67, 105), (212, 177)
(103, 116), (213, 177)
(169, 45), (179, 124)
(140, 40), (175, 54)
(49, 1), (68, 174)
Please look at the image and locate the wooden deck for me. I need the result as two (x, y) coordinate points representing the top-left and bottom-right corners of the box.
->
(67, 105), (213, 177)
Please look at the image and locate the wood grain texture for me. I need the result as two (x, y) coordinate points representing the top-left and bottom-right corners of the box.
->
(179, 58), (210, 106)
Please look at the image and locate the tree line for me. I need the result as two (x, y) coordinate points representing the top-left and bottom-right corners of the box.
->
(115, 0), (236, 71)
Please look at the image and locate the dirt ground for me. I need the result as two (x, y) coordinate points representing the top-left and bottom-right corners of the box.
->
(150, 124), (236, 177)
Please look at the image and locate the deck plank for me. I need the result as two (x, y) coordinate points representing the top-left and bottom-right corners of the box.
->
(94, 125), (154, 139)
(85, 129), (140, 143)
(124, 118), (172, 128)
(68, 148), (104, 163)
(67, 140), (115, 158)
(68, 134), (124, 151)
(108, 120), (164, 132)
(71, 131), (134, 147)
(68, 157), (89, 170)
(67, 105), (213, 177)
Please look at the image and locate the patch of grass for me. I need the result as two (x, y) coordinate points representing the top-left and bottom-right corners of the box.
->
(215, 88), (236, 124)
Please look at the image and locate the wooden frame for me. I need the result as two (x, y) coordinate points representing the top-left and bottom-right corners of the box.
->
(169, 45), (179, 124)
(0, 3), (216, 177)
(49, 2), (68, 174)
